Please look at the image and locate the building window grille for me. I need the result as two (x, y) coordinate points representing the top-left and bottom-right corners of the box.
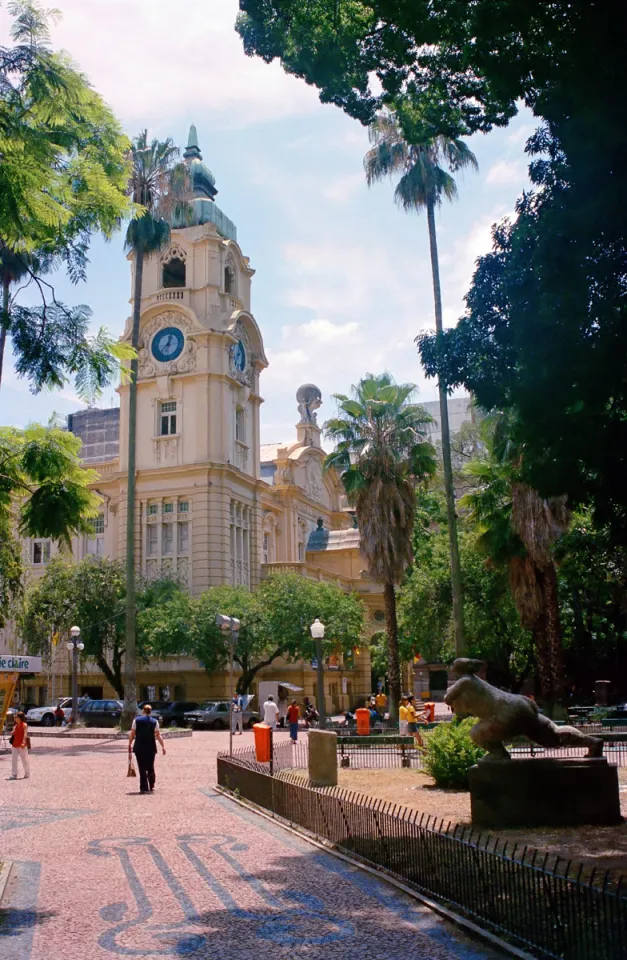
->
(147, 503), (159, 516)
(160, 401), (177, 436)
(163, 502), (174, 514)
(178, 501), (189, 513)
(262, 533), (269, 565)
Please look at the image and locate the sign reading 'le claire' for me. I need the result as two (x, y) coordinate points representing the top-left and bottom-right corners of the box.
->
(0, 655), (42, 673)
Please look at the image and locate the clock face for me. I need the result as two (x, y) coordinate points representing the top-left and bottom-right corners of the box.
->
(232, 339), (247, 372)
(151, 327), (184, 363)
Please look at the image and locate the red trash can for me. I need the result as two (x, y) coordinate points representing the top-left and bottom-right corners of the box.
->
(355, 707), (371, 736)
(424, 701), (435, 723)
(253, 722), (272, 762)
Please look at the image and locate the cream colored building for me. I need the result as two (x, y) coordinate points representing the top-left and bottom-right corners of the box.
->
(6, 127), (383, 714)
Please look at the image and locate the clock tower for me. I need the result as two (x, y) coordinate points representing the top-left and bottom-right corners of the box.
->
(118, 126), (268, 594)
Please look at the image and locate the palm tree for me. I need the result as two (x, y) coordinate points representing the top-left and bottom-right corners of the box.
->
(463, 416), (570, 710)
(121, 132), (191, 728)
(364, 111), (478, 657)
(325, 373), (436, 720)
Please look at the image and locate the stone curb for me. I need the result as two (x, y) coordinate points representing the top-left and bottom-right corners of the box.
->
(214, 785), (536, 960)
(27, 727), (193, 740)
(0, 861), (13, 906)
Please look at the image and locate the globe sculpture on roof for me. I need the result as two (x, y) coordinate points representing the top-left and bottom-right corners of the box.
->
(297, 384), (322, 425)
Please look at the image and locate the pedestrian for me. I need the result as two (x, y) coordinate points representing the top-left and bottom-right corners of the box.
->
(128, 704), (166, 794)
(286, 700), (300, 743)
(375, 690), (387, 717)
(54, 703), (65, 727)
(262, 694), (280, 729)
(399, 696), (409, 736)
(406, 695), (423, 745)
(231, 694), (244, 735)
(8, 711), (30, 780)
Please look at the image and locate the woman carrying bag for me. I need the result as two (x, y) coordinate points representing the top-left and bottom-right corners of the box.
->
(8, 711), (30, 780)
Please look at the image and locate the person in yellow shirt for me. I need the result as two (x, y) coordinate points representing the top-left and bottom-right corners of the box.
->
(399, 696), (409, 736)
(375, 691), (387, 717)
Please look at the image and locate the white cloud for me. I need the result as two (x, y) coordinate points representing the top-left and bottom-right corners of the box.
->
(507, 123), (536, 146)
(485, 159), (527, 186)
(321, 173), (365, 203)
(298, 319), (360, 343)
(0, 0), (320, 131)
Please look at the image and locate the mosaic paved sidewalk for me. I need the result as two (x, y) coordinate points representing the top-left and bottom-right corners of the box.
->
(0, 732), (504, 959)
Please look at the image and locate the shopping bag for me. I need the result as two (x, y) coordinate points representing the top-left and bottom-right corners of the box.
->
(127, 758), (137, 777)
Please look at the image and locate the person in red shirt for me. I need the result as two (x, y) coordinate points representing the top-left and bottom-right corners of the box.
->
(286, 700), (300, 744)
(9, 711), (30, 780)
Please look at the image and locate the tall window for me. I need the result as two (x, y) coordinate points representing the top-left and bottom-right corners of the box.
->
(162, 522), (174, 555)
(145, 500), (190, 571)
(160, 401), (177, 436)
(262, 533), (269, 564)
(147, 525), (158, 556)
(230, 500), (250, 587)
(32, 540), (51, 565)
(235, 406), (246, 442)
(178, 521), (189, 554)
(224, 263), (235, 294)
(86, 514), (105, 556)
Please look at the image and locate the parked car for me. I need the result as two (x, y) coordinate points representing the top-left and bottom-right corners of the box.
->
(138, 700), (172, 712)
(151, 701), (198, 727)
(81, 699), (124, 727)
(184, 700), (259, 730)
(26, 697), (77, 726)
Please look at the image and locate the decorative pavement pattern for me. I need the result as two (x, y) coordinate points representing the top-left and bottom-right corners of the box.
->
(0, 732), (505, 960)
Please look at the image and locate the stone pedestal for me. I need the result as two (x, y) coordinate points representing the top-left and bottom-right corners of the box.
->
(469, 758), (622, 829)
(308, 729), (337, 786)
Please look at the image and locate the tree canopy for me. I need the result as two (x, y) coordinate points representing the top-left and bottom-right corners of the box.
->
(0, 1), (132, 397)
(139, 572), (365, 694)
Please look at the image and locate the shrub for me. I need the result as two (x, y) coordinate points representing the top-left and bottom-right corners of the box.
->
(420, 717), (485, 789)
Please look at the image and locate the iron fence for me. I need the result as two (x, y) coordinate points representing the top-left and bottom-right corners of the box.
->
(217, 754), (627, 960)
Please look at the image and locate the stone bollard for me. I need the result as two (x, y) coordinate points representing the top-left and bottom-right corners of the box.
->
(308, 729), (338, 786)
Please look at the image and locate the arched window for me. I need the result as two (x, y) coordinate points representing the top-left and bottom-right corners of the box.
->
(224, 254), (237, 296)
(162, 257), (186, 288)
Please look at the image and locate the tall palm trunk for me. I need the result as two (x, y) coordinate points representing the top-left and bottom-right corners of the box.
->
(0, 277), (9, 388)
(122, 248), (144, 729)
(533, 565), (565, 713)
(383, 581), (400, 722)
(426, 198), (465, 656)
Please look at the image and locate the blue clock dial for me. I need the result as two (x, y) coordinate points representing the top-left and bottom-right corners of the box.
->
(232, 339), (246, 372)
(152, 327), (184, 362)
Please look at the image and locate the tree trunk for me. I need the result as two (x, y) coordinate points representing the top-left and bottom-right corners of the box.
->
(0, 277), (9, 389)
(383, 581), (400, 722)
(234, 648), (283, 695)
(122, 249), (144, 729)
(543, 562), (565, 706)
(426, 198), (465, 656)
(96, 654), (124, 700)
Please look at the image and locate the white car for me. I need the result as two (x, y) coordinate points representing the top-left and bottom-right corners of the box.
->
(26, 697), (75, 726)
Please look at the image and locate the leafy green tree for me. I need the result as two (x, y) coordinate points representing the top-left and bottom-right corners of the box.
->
(20, 557), (181, 697)
(364, 110), (477, 657)
(122, 132), (192, 727)
(398, 494), (532, 691)
(325, 373), (435, 719)
(139, 573), (365, 696)
(555, 515), (627, 700)
(0, 2), (131, 394)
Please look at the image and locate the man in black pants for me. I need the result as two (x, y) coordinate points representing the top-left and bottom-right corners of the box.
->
(128, 704), (166, 793)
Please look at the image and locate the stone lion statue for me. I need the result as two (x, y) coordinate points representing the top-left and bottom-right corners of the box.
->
(445, 659), (602, 762)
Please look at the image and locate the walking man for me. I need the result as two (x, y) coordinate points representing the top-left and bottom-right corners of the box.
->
(232, 694), (244, 735)
(262, 694), (280, 730)
(128, 704), (166, 794)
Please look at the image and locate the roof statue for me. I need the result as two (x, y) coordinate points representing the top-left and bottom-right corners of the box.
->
(296, 383), (322, 425)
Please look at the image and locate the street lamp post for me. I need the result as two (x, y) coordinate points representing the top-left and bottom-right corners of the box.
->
(216, 614), (241, 757)
(66, 626), (84, 726)
(310, 618), (326, 729)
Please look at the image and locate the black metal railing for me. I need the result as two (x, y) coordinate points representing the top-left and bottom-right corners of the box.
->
(217, 753), (627, 960)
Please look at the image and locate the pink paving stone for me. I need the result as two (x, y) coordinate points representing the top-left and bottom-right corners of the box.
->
(0, 730), (504, 960)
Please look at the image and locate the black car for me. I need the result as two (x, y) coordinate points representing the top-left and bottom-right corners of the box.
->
(151, 701), (198, 727)
(81, 699), (124, 727)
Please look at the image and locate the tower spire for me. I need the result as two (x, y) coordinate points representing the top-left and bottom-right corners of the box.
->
(183, 123), (202, 161)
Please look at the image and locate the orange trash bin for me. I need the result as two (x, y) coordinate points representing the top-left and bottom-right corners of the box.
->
(424, 701), (435, 723)
(253, 722), (272, 762)
(355, 707), (371, 736)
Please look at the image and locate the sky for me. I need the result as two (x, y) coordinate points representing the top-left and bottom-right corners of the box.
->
(0, 0), (536, 445)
